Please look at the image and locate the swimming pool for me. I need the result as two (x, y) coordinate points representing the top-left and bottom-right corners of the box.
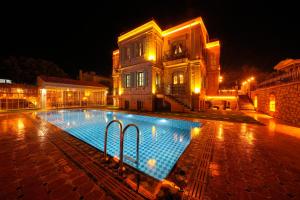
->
(38, 109), (201, 180)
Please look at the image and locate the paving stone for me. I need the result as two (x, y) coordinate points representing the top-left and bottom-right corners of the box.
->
(1, 112), (300, 199)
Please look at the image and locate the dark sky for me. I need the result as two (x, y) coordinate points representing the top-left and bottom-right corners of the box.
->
(1, 1), (299, 78)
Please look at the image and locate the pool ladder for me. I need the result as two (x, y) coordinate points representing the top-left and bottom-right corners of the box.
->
(104, 120), (140, 175)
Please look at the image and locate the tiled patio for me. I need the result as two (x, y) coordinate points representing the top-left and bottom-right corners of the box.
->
(0, 113), (114, 200)
(0, 111), (299, 199)
(205, 112), (300, 200)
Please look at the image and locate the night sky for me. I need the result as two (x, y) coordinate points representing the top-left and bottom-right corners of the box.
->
(1, 1), (299, 78)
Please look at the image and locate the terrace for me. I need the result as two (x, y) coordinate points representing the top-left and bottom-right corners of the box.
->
(0, 108), (299, 199)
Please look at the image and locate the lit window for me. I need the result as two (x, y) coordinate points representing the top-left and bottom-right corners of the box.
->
(138, 72), (144, 87)
(155, 73), (160, 86)
(126, 47), (131, 60)
(138, 43), (143, 56)
(126, 74), (131, 88)
(175, 44), (183, 54)
(179, 74), (184, 84)
(254, 96), (258, 108)
(269, 95), (275, 112)
(173, 76), (178, 85)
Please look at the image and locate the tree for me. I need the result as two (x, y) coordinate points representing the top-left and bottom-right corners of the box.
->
(0, 56), (68, 84)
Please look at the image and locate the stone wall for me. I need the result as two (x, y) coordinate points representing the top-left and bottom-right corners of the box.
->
(252, 81), (300, 126)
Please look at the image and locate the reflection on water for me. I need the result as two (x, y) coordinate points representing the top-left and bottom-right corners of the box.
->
(147, 159), (156, 169)
(152, 126), (156, 139)
(37, 109), (200, 180)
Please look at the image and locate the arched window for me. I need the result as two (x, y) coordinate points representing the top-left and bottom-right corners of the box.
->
(174, 44), (183, 55)
(269, 94), (275, 112)
(254, 95), (258, 108)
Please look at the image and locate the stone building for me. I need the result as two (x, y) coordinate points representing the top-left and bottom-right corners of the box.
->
(252, 59), (300, 126)
(112, 17), (221, 112)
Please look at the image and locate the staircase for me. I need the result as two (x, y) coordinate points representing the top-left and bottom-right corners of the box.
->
(163, 95), (191, 112)
(238, 95), (255, 110)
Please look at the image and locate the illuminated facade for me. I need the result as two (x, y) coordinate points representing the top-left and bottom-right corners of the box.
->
(112, 17), (220, 111)
(252, 59), (300, 126)
(0, 83), (39, 110)
(38, 76), (108, 109)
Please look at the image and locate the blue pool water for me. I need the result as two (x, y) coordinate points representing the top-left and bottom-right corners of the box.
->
(37, 109), (201, 180)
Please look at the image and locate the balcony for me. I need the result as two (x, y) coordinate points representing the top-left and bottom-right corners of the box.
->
(163, 49), (189, 62)
(257, 70), (300, 89)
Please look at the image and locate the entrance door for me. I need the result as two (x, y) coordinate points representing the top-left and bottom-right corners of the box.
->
(172, 72), (185, 95)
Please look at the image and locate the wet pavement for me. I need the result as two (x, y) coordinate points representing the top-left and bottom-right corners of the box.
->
(0, 111), (300, 200)
(0, 113), (112, 200)
(205, 112), (300, 200)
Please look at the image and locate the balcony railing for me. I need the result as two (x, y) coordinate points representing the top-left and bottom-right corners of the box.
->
(218, 89), (238, 96)
(163, 49), (189, 61)
(257, 70), (300, 89)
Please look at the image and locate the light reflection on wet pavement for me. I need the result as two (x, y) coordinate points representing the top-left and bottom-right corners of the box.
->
(205, 111), (300, 199)
(0, 111), (299, 199)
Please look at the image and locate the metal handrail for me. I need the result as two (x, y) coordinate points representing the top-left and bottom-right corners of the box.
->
(119, 124), (140, 175)
(104, 119), (123, 161)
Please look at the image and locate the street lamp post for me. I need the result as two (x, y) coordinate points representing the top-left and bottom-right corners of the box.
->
(242, 77), (255, 97)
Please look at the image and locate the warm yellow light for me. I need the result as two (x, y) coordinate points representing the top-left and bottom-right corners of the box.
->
(191, 127), (201, 138)
(118, 20), (162, 42)
(147, 159), (156, 169)
(270, 96), (275, 112)
(148, 54), (156, 61)
(194, 87), (200, 94)
(205, 96), (237, 100)
(217, 124), (224, 141)
(152, 126), (156, 138)
(251, 77), (255, 81)
(118, 17), (207, 43)
(113, 50), (119, 55)
(85, 91), (90, 96)
(18, 119), (24, 130)
(152, 87), (156, 94)
(161, 179), (181, 190)
(254, 96), (258, 108)
(41, 88), (47, 95)
(162, 21), (200, 36)
(219, 76), (223, 83)
(220, 89), (236, 92)
(16, 88), (23, 93)
(113, 155), (119, 162)
(119, 88), (123, 95)
(206, 40), (220, 48)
